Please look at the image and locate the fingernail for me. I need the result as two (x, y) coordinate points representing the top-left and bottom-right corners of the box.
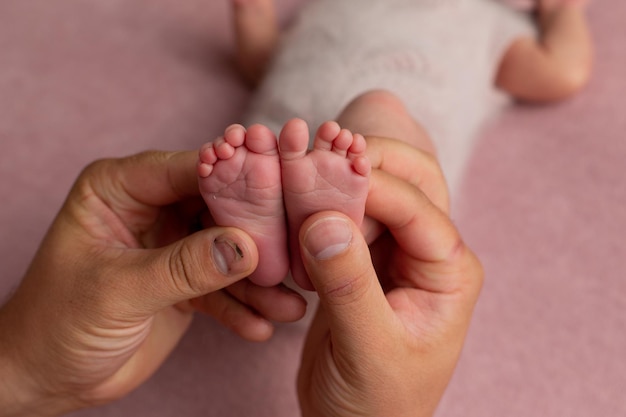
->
(304, 217), (353, 260)
(213, 238), (244, 275)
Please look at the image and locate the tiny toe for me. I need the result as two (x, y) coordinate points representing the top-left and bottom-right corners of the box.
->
(197, 160), (214, 178)
(313, 121), (341, 151)
(352, 155), (371, 177)
(199, 142), (218, 165)
(246, 124), (278, 155)
(331, 129), (354, 157)
(224, 124), (246, 147)
(279, 118), (310, 161)
(348, 133), (367, 158)
(214, 138), (237, 160)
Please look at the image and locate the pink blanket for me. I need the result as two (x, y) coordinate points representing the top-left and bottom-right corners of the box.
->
(1, 1), (624, 415)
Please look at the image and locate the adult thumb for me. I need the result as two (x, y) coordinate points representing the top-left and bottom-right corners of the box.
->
(299, 211), (394, 345)
(120, 226), (259, 314)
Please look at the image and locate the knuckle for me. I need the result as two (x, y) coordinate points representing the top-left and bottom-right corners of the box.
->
(447, 238), (484, 297)
(320, 264), (373, 307)
(168, 240), (205, 297)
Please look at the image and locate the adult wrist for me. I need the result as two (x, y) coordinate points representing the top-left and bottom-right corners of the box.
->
(0, 307), (78, 417)
(0, 358), (47, 417)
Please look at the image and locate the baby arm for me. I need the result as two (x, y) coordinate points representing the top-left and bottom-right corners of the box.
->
(496, 0), (592, 102)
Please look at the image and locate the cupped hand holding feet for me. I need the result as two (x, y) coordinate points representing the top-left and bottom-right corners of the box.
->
(0, 151), (306, 416)
(297, 170), (483, 417)
(0, 133), (482, 416)
(197, 117), (483, 417)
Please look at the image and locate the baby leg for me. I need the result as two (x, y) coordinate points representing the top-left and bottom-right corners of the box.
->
(334, 89), (436, 154)
(231, 0), (279, 86)
(279, 119), (371, 290)
(335, 90), (449, 211)
(198, 124), (288, 286)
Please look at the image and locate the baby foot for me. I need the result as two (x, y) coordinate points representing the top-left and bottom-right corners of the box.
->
(198, 123), (288, 286)
(279, 118), (371, 290)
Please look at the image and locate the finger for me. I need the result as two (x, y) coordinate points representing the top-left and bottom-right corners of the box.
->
(299, 212), (399, 347)
(86, 150), (200, 208)
(191, 290), (275, 342)
(369, 169), (457, 262)
(365, 136), (450, 214)
(190, 281), (307, 342)
(225, 281), (307, 323)
(114, 226), (260, 314)
(367, 169), (482, 296)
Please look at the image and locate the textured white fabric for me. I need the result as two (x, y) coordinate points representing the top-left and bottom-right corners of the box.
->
(244, 0), (535, 193)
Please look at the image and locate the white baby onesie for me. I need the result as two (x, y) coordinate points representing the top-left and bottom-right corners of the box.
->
(244, 0), (536, 194)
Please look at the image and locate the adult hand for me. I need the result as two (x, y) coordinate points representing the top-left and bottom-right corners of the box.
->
(359, 135), (450, 246)
(297, 141), (483, 417)
(0, 151), (306, 416)
(365, 135), (450, 214)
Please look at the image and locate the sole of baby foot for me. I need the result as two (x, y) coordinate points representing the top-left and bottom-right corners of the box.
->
(279, 118), (371, 291)
(198, 123), (289, 286)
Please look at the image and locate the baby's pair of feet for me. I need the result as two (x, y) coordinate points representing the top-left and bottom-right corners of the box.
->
(198, 118), (370, 290)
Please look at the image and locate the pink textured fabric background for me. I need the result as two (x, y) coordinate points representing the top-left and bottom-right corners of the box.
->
(1, 1), (624, 416)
